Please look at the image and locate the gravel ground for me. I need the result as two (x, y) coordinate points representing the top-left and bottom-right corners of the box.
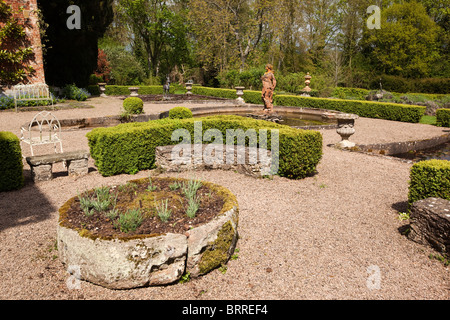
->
(0, 96), (449, 300)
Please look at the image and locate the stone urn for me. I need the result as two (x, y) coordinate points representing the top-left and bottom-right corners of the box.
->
(128, 87), (139, 97)
(235, 86), (245, 104)
(335, 113), (358, 148)
(98, 83), (107, 97)
(185, 81), (193, 95)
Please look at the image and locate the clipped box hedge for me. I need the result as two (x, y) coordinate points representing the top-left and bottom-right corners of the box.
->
(104, 85), (176, 96)
(190, 86), (425, 123)
(0, 132), (24, 192)
(168, 106), (193, 119)
(436, 108), (450, 127)
(86, 115), (323, 179)
(408, 159), (450, 208)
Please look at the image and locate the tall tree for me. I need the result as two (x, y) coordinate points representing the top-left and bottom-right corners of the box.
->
(360, 1), (441, 78)
(188, 0), (270, 72)
(117, 0), (190, 77)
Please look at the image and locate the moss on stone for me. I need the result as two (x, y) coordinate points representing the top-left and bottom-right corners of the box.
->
(198, 220), (237, 275)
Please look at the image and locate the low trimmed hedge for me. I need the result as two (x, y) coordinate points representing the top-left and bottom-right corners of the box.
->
(274, 94), (425, 123)
(86, 115), (323, 179)
(0, 132), (24, 192)
(436, 108), (450, 127)
(408, 160), (450, 208)
(105, 85), (176, 96)
(190, 86), (425, 123)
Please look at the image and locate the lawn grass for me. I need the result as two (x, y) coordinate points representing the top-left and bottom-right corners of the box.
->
(420, 115), (437, 125)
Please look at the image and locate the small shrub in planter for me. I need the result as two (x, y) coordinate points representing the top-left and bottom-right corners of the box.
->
(123, 97), (144, 114)
(169, 106), (193, 119)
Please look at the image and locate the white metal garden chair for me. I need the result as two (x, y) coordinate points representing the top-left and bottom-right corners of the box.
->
(20, 111), (63, 156)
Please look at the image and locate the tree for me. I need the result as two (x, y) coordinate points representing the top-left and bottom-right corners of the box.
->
(117, 0), (190, 77)
(39, 0), (114, 87)
(188, 0), (270, 72)
(360, 1), (441, 78)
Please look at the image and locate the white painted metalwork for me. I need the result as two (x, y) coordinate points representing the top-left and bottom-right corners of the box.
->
(20, 111), (63, 156)
(12, 83), (54, 112)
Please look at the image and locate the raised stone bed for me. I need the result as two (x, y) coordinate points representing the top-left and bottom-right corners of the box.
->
(408, 197), (450, 255)
(156, 144), (273, 178)
(57, 177), (239, 289)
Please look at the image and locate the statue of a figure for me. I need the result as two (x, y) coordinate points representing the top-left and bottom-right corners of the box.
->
(163, 76), (170, 97)
(261, 64), (277, 113)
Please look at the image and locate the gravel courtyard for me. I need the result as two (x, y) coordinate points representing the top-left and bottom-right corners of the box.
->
(0, 96), (448, 300)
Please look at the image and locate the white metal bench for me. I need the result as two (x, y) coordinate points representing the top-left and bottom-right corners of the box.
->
(13, 83), (54, 112)
(20, 111), (63, 156)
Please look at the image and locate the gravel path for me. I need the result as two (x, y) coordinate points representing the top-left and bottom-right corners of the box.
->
(0, 97), (449, 300)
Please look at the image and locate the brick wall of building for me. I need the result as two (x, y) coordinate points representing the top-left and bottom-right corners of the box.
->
(3, 0), (46, 85)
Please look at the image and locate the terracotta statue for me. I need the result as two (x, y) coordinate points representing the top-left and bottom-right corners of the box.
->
(261, 64), (276, 113)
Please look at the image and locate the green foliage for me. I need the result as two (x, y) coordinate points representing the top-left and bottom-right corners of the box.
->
(274, 94), (425, 123)
(191, 86), (425, 123)
(436, 109), (450, 127)
(104, 85), (176, 95)
(168, 106), (193, 119)
(155, 199), (172, 222)
(369, 75), (450, 94)
(331, 87), (370, 100)
(361, 1), (441, 78)
(86, 115), (323, 179)
(408, 160), (450, 208)
(0, 131), (24, 192)
(123, 97), (143, 114)
(61, 84), (91, 101)
(113, 208), (144, 233)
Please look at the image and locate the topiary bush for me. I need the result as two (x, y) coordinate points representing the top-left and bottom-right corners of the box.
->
(168, 106), (193, 119)
(0, 131), (24, 192)
(123, 97), (143, 115)
(86, 115), (323, 179)
(436, 108), (450, 127)
(408, 159), (450, 208)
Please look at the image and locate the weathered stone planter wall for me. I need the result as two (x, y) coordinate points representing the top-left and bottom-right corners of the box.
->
(408, 197), (450, 255)
(156, 144), (273, 178)
(57, 180), (239, 289)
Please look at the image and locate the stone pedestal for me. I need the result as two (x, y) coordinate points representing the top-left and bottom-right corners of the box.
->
(335, 113), (358, 148)
(128, 87), (139, 97)
(30, 164), (53, 181)
(185, 82), (193, 95)
(67, 158), (89, 176)
(235, 86), (245, 104)
(98, 83), (107, 97)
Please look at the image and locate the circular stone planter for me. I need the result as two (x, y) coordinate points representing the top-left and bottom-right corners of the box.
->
(57, 177), (239, 289)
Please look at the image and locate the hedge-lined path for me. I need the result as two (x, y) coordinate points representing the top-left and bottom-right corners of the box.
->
(0, 96), (448, 299)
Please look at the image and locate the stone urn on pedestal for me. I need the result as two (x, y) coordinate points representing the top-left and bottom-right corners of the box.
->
(301, 72), (312, 96)
(98, 83), (107, 97)
(128, 87), (139, 97)
(185, 80), (193, 95)
(335, 113), (358, 148)
(235, 86), (245, 104)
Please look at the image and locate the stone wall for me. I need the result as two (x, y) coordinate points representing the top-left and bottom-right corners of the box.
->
(1, 0), (45, 87)
(155, 144), (273, 178)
